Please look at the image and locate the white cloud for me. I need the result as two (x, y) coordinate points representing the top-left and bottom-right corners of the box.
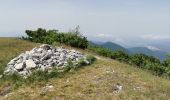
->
(114, 38), (125, 43)
(141, 34), (170, 40)
(146, 45), (161, 51)
(96, 33), (112, 37)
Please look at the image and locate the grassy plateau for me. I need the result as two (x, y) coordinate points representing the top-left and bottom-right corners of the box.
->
(0, 38), (170, 100)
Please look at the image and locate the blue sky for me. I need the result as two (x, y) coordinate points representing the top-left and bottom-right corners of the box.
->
(0, 0), (170, 48)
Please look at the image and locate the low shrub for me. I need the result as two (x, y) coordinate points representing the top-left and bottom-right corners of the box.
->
(86, 55), (96, 64)
(111, 50), (130, 62)
(88, 45), (113, 57)
(23, 27), (88, 49)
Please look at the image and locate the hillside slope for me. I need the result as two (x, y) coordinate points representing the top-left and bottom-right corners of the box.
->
(0, 38), (170, 100)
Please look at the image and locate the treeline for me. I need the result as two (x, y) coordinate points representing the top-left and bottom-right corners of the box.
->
(23, 26), (88, 49)
(23, 27), (170, 77)
(88, 45), (170, 77)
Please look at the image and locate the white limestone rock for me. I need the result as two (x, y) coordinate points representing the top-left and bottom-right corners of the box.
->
(26, 59), (37, 69)
(5, 44), (90, 76)
(15, 63), (25, 70)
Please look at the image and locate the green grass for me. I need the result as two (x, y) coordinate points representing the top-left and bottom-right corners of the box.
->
(0, 38), (170, 100)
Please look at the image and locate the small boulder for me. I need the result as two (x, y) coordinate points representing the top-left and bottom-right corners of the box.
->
(15, 63), (25, 71)
(40, 44), (51, 50)
(0, 86), (11, 96)
(40, 84), (54, 96)
(114, 83), (123, 93)
(7, 60), (16, 65)
(26, 59), (36, 69)
(41, 52), (52, 61)
(0, 75), (3, 79)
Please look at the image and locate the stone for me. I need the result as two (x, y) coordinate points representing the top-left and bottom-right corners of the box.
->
(3, 69), (10, 74)
(84, 60), (90, 65)
(70, 50), (76, 53)
(15, 63), (25, 71)
(114, 83), (123, 93)
(7, 57), (20, 65)
(40, 44), (51, 50)
(7, 60), (16, 65)
(0, 75), (3, 79)
(5, 44), (90, 76)
(16, 58), (23, 64)
(41, 52), (52, 61)
(40, 84), (54, 96)
(133, 86), (141, 91)
(0, 86), (11, 96)
(26, 59), (36, 69)
(23, 54), (29, 61)
(36, 48), (43, 53)
(18, 70), (28, 76)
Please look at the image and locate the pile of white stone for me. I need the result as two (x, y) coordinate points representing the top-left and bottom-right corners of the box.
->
(4, 44), (89, 76)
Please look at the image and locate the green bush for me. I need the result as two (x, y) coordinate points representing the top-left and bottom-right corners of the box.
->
(88, 45), (113, 57)
(130, 54), (148, 67)
(162, 55), (170, 76)
(88, 45), (130, 62)
(130, 54), (160, 67)
(165, 67), (170, 76)
(144, 62), (165, 76)
(23, 27), (88, 49)
(86, 55), (96, 64)
(163, 55), (170, 67)
(111, 50), (130, 62)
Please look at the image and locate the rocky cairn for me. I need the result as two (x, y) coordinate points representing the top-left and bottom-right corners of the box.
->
(4, 44), (89, 76)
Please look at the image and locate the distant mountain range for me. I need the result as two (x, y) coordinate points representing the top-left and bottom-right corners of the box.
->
(100, 42), (129, 53)
(92, 41), (168, 60)
(128, 47), (167, 60)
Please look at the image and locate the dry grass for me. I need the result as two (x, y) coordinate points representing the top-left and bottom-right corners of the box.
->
(0, 38), (170, 100)
(0, 38), (39, 73)
(4, 58), (170, 100)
